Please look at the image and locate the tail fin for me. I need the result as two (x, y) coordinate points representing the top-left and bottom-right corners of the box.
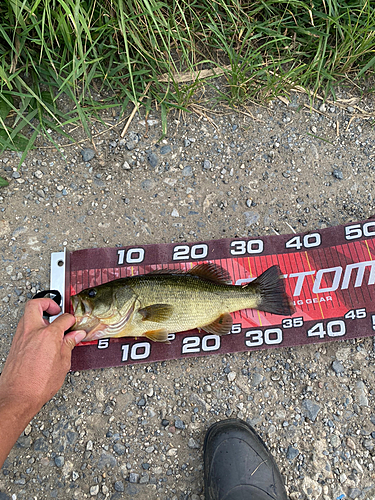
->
(250, 265), (295, 316)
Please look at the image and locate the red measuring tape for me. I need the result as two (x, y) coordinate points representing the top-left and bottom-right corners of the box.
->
(54, 218), (375, 371)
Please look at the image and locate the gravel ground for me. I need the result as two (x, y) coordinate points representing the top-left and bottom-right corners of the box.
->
(1, 88), (375, 500)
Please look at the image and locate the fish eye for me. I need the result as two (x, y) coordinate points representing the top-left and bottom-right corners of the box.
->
(88, 289), (97, 298)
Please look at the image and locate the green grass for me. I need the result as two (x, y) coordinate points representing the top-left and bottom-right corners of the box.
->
(0, 0), (375, 183)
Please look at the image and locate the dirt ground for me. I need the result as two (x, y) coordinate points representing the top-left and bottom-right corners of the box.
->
(1, 87), (375, 500)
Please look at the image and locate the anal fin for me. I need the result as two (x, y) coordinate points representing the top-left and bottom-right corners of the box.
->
(201, 313), (233, 335)
(144, 329), (170, 343)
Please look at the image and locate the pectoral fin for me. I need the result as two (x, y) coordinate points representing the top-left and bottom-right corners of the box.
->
(144, 329), (170, 343)
(138, 304), (174, 322)
(201, 312), (233, 335)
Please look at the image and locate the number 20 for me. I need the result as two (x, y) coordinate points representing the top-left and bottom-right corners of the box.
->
(182, 335), (220, 354)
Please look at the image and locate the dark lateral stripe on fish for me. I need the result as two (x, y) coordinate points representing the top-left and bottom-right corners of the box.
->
(248, 265), (295, 316)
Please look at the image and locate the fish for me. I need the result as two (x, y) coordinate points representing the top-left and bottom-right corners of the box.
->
(70, 263), (295, 343)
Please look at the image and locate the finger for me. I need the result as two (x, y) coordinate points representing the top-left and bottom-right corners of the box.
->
(24, 299), (61, 327)
(61, 330), (87, 366)
(49, 313), (76, 335)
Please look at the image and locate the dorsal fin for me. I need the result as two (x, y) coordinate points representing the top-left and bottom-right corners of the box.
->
(187, 263), (232, 284)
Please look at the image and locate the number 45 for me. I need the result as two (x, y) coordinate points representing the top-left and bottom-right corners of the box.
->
(344, 309), (366, 319)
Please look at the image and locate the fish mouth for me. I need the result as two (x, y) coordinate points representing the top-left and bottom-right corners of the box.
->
(71, 295), (97, 333)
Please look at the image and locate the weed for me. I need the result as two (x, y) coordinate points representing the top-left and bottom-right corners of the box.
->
(0, 0), (374, 177)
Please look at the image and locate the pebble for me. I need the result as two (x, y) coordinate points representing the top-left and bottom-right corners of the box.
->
(188, 438), (200, 449)
(174, 418), (186, 430)
(332, 360), (344, 374)
(182, 165), (193, 176)
(129, 472), (139, 483)
(160, 145), (172, 155)
(54, 456), (64, 467)
(114, 480), (125, 492)
(81, 148), (95, 162)
(90, 485), (99, 496)
(227, 371), (236, 382)
(113, 443), (125, 455)
(123, 161), (131, 170)
(333, 169), (344, 180)
(171, 208), (179, 217)
(139, 473), (149, 484)
(302, 399), (321, 421)
(348, 488), (361, 499)
(147, 152), (158, 168)
(126, 140), (137, 151)
(244, 211), (260, 226)
(356, 381), (368, 406)
(286, 446), (299, 460)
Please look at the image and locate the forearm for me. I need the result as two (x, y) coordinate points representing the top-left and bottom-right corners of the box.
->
(0, 395), (38, 469)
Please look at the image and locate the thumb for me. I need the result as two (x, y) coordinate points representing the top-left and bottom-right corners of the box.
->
(63, 330), (87, 352)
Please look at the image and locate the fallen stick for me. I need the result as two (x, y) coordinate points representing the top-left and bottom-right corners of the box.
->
(121, 82), (152, 138)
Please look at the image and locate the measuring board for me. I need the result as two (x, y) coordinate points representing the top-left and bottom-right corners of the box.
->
(50, 219), (375, 371)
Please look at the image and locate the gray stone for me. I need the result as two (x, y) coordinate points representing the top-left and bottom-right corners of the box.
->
(125, 484), (139, 496)
(356, 381), (369, 406)
(97, 452), (117, 469)
(332, 169), (343, 180)
(81, 148), (95, 162)
(250, 373), (263, 387)
(114, 480), (124, 492)
(203, 160), (211, 169)
(160, 145), (172, 155)
(348, 488), (361, 499)
(139, 473), (149, 484)
(147, 152), (158, 168)
(16, 435), (32, 448)
(182, 165), (193, 176)
(33, 437), (48, 452)
(188, 438), (200, 449)
(54, 456), (64, 467)
(90, 485), (100, 496)
(129, 472), (139, 483)
(113, 442), (125, 455)
(175, 418), (186, 429)
(141, 179), (153, 190)
(332, 360), (344, 374)
(286, 446), (299, 460)
(302, 399), (321, 421)
(126, 140), (137, 151)
(244, 211), (260, 226)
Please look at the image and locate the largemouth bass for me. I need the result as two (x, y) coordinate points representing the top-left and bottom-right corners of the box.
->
(71, 263), (294, 342)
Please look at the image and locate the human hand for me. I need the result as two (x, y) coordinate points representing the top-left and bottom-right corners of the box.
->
(0, 298), (86, 415)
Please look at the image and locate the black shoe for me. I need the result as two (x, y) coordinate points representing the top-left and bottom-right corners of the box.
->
(204, 419), (288, 500)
